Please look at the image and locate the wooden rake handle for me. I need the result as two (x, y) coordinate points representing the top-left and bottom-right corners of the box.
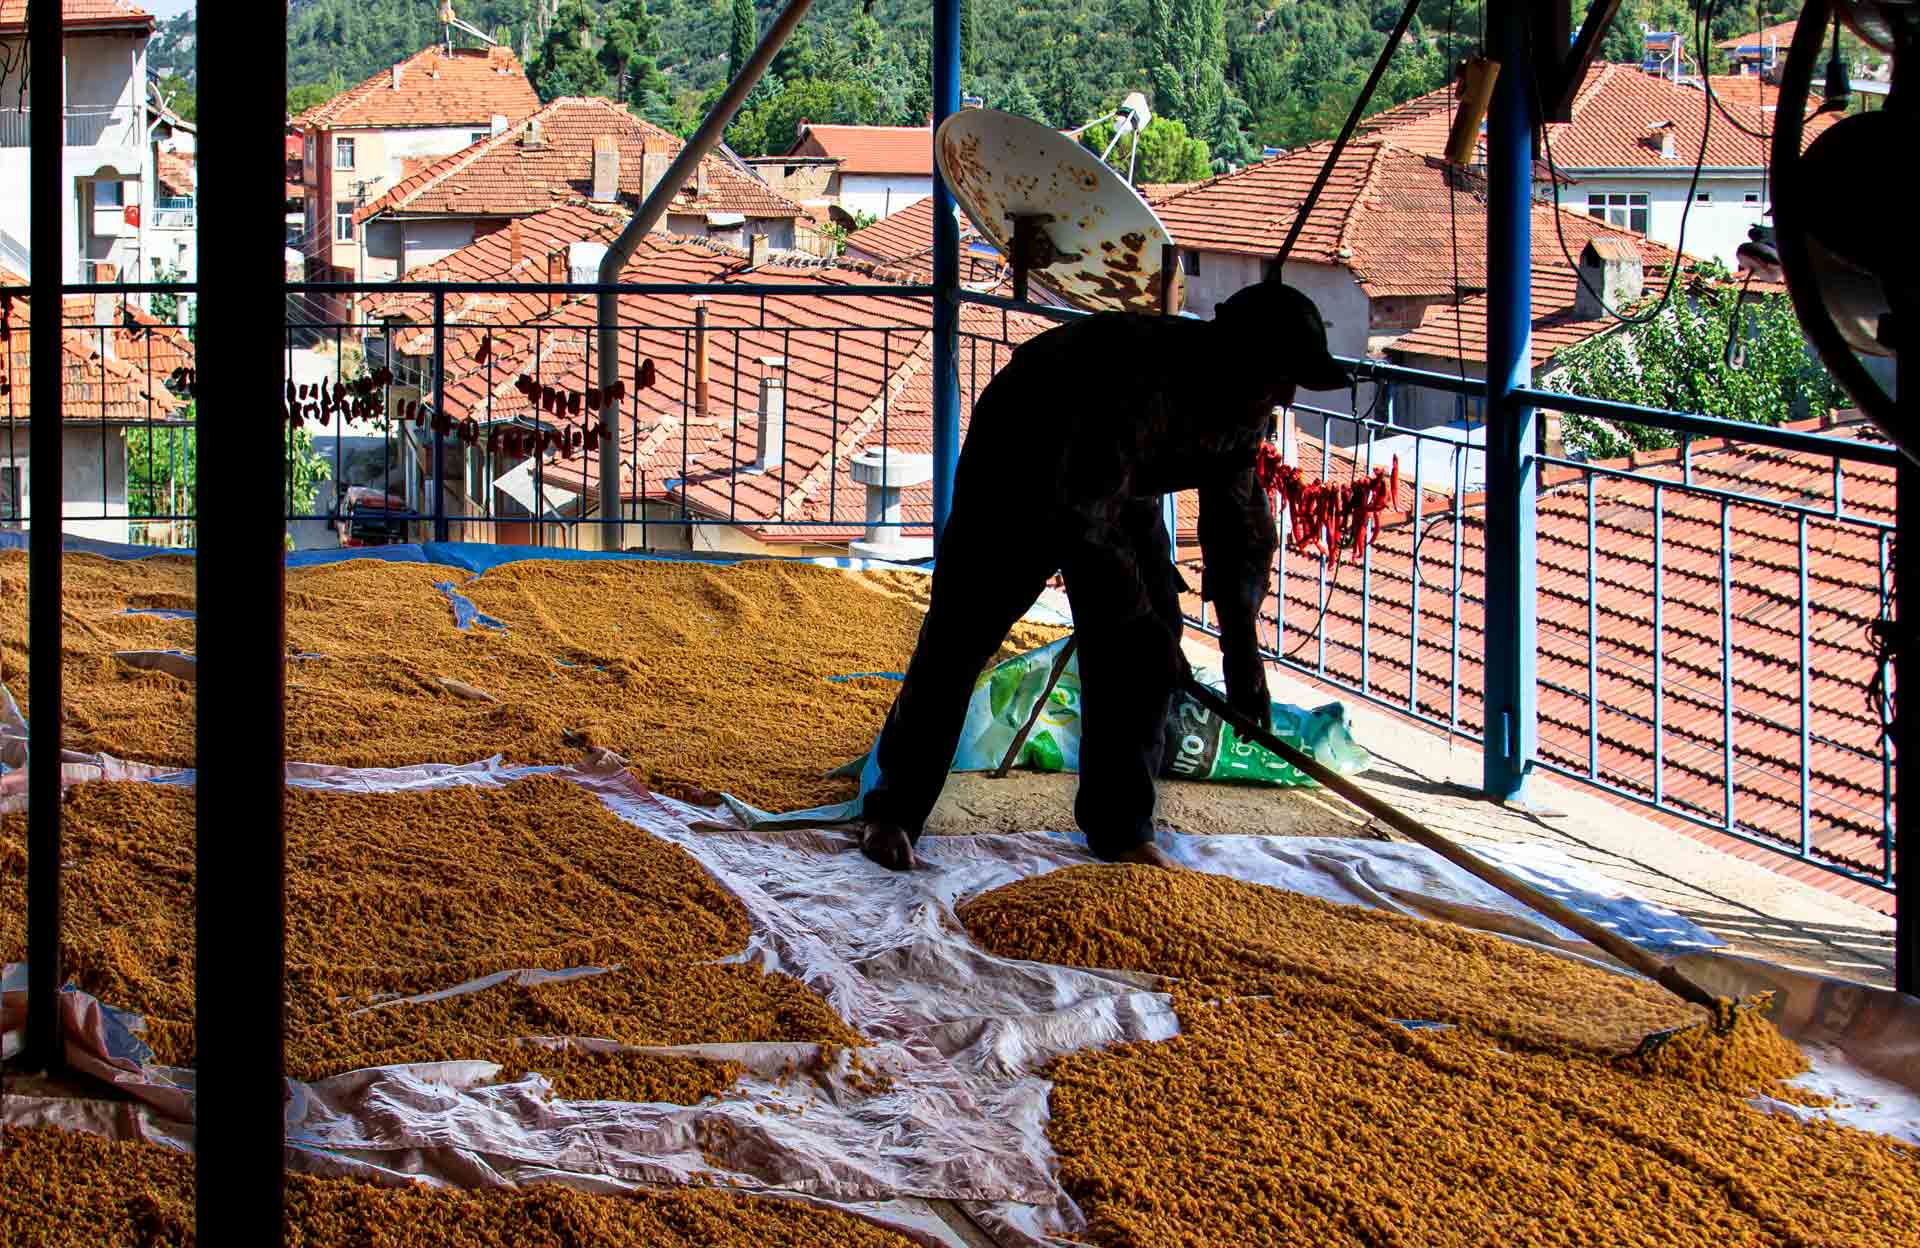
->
(1180, 678), (1721, 1013)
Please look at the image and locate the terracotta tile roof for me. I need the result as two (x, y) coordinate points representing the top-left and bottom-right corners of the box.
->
(1174, 419), (1898, 911)
(1154, 141), (1687, 299)
(156, 150), (194, 198)
(0, 0), (151, 31)
(1717, 20), (1800, 50)
(363, 204), (1048, 539)
(789, 124), (934, 176)
(1355, 63), (1834, 171)
(292, 44), (539, 131)
(355, 96), (801, 225)
(1, 278), (189, 424)
(1389, 209), (1788, 370)
(840, 194), (1003, 283)
(1141, 182), (1199, 205)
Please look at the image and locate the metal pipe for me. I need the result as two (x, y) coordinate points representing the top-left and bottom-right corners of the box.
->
(432, 289), (448, 542)
(595, 0), (817, 550)
(1478, 0), (1538, 804)
(693, 299), (711, 416)
(931, 0), (962, 548)
(194, 3), (289, 1238)
(25, 0), (67, 1077)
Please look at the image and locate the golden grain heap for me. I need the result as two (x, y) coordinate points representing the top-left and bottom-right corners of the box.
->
(0, 777), (862, 1101)
(0, 1127), (921, 1248)
(0, 552), (1061, 811)
(960, 865), (1919, 1247)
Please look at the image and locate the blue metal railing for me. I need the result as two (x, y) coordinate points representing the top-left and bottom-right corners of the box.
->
(8, 275), (1901, 901)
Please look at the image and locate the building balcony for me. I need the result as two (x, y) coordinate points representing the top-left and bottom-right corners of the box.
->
(0, 103), (143, 153)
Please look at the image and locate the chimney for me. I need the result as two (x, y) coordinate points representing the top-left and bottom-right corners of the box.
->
(546, 249), (566, 311)
(508, 217), (524, 268)
(694, 162), (708, 199)
(640, 140), (671, 203)
(524, 119), (545, 149)
(753, 356), (787, 471)
(95, 292), (117, 360)
(591, 135), (620, 203)
(568, 240), (608, 286)
(392, 63), (404, 90)
(748, 233), (770, 269)
(1650, 121), (1677, 159)
(796, 118), (810, 142)
(848, 449), (936, 560)
(691, 297), (711, 416)
(1576, 237), (1645, 320)
(490, 113), (510, 136)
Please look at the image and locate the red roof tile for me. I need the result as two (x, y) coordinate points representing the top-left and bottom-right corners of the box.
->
(156, 150), (194, 198)
(1717, 20), (1800, 50)
(1154, 141), (1687, 299)
(789, 124), (934, 176)
(0, 0), (150, 31)
(1356, 63), (1834, 171)
(292, 44), (539, 132)
(840, 194), (1003, 283)
(1174, 419), (1897, 910)
(355, 96), (800, 225)
(1, 276), (189, 424)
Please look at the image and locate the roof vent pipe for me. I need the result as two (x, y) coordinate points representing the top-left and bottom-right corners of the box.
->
(691, 297), (711, 416)
(595, 0), (817, 551)
(849, 449), (936, 561)
(753, 357), (787, 472)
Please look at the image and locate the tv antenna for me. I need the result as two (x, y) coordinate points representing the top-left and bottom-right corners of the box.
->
(934, 106), (1184, 315)
(439, 2), (499, 50)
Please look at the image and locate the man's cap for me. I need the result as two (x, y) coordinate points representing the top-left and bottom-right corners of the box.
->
(1214, 282), (1351, 392)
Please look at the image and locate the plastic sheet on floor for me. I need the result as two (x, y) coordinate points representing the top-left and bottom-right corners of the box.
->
(7, 756), (1918, 1247)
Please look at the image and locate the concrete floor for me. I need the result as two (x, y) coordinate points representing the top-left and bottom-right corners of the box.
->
(1170, 636), (1899, 989)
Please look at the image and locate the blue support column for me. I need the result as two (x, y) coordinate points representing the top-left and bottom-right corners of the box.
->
(930, 0), (962, 549)
(1480, 0), (1539, 802)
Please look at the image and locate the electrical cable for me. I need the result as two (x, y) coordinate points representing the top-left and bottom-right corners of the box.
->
(1533, 0), (1721, 327)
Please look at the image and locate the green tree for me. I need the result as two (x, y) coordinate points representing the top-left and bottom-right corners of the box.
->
(600, 0), (674, 124)
(960, 0), (978, 76)
(1042, 35), (1096, 129)
(157, 74), (196, 122)
(126, 412), (325, 548)
(1079, 115), (1211, 184)
(287, 77), (346, 117)
(728, 76), (883, 156)
(529, 0), (608, 100)
(1000, 74), (1042, 120)
(1550, 267), (1849, 457)
(729, 0), (757, 80)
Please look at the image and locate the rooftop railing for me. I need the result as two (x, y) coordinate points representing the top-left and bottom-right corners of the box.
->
(6, 276), (1904, 908)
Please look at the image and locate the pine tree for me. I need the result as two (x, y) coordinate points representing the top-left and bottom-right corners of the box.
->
(729, 0), (757, 82)
(1042, 35), (1096, 130)
(1002, 74), (1042, 121)
(601, 0), (674, 125)
(528, 0), (606, 101)
(960, 0), (978, 77)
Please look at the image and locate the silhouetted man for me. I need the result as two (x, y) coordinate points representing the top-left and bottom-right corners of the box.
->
(855, 282), (1349, 870)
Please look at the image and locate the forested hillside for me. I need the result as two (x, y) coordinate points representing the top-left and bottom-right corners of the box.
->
(268, 0), (1804, 167)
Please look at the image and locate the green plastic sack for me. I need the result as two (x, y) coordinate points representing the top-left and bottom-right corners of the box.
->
(953, 636), (1371, 784)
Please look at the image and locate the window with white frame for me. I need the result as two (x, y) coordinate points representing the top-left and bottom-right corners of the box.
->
(93, 179), (124, 208)
(335, 201), (355, 242)
(1586, 192), (1649, 234)
(305, 134), (315, 169)
(1181, 250), (1199, 275)
(335, 137), (355, 169)
(1744, 192), (1762, 204)
(1695, 191), (1712, 203)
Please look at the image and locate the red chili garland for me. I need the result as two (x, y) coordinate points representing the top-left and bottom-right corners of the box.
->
(1255, 441), (1400, 565)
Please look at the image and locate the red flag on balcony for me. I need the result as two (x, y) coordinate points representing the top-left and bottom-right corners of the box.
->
(123, 205), (141, 228)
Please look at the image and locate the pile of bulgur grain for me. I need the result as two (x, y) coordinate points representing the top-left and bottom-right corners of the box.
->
(0, 553), (1062, 812)
(0, 1127), (921, 1247)
(962, 865), (1918, 1247)
(1, 778), (861, 1101)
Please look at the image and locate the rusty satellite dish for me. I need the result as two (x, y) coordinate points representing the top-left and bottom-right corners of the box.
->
(934, 107), (1184, 315)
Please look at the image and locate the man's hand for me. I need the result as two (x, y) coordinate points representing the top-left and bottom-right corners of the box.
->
(857, 821), (919, 871)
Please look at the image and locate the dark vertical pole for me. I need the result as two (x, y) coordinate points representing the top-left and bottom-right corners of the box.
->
(431, 289), (448, 542)
(25, 0), (69, 1076)
(194, 5), (288, 1240)
(930, 0), (961, 549)
(1480, 0), (1539, 804)
(1898, 402), (1916, 996)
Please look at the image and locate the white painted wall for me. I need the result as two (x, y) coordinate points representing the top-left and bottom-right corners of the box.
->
(0, 427), (132, 543)
(1562, 171), (1769, 269)
(0, 33), (148, 281)
(834, 177), (930, 222)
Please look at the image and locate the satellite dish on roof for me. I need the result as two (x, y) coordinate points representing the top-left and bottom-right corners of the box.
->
(934, 107), (1184, 315)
